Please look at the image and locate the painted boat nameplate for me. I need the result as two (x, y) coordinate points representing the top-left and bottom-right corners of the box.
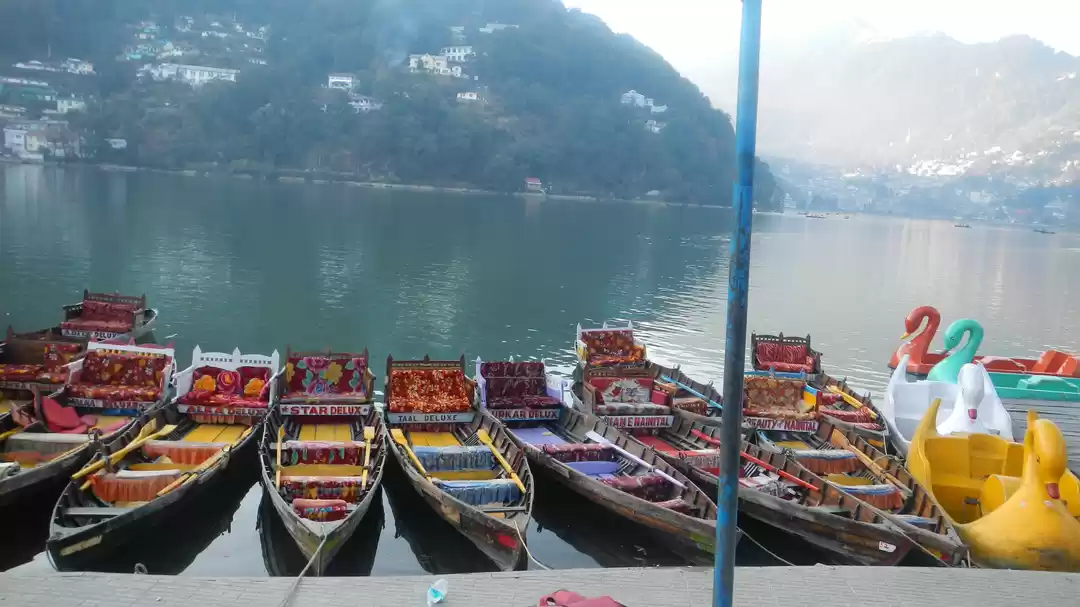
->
(488, 408), (560, 422)
(280, 404), (371, 416)
(387, 411), (475, 424)
(69, 397), (154, 410)
(600, 415), (674, 429)
(742, 417), (819, 432)
(178, 404), (268, 417)
(61, 328), (127, 340)
(0, 380), (56, 391)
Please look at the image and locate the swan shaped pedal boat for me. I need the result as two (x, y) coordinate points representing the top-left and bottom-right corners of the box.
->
(908, 401), (1080, 571)
(884, 356), (1014, 455)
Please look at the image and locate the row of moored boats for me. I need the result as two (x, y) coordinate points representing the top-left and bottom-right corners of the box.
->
(2, 293), (1080, 572)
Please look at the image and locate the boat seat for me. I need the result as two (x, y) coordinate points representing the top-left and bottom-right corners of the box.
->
(600, 473), (671, 500)
(281, 440), (367, 466)
(809, 505), (849, 515)
(564, 460), (621, 476)
(511, 427), (566, 446)
(892, 514), (938, 530)
(143, 440), (227, 465)
(63, 506), (135, 518)
(434, 479), (522, 506)
(128, 462), (200, 472)
(89, 470), (183, 502)
(541, 443), (616, 463)
(413, 445), (494, 473)
(292, 498), (348, 521)
(832, 483), (904, 510)
(279, 475), (366, 502)
(652, 498), (694, 514)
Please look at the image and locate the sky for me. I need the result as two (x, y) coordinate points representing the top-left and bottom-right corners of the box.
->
(563, 0), (1080, 78)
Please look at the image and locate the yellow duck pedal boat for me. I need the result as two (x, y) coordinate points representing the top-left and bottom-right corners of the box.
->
(908, 400), (1080, 571)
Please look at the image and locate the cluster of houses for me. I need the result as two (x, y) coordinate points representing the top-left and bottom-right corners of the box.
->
(0, 76), (86, 117)
(122, 16), (269, 85)
(621, 90), (668, 134)
(2, 118), (83, 162)
(325, 74), (383, 113)
(13, 58), (95, 76)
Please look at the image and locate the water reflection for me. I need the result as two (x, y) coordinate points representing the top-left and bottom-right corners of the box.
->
(2, 165), (1079, 574)
(382, 466), (500, 574)
(258, 486), (383, 576)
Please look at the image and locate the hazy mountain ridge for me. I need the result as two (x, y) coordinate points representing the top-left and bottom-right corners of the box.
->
(708, 33), (1080, 186)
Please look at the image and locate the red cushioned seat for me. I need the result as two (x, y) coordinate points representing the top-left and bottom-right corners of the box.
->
(68, 384), (161, 402)
(0, 364), (44, 380)
(41, 397), (90, 434)
(60, 319), (133, 333)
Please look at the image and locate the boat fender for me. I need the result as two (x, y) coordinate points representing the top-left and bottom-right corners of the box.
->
(538, 590), (626, 607)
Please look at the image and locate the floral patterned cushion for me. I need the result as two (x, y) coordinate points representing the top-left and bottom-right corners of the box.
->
(0, 364), (44, 380)
(68, 384), (161, 402)
(78, 351), (167, 388)
(43, 342), (82, 372)
(541, 443), (616, 463)
(36, 370), (69, 384)
(670, 397), (707, 416)
(480, 361), (545, 378)
(754, 342), (813, 372)
(600, 473), (671, 500)
(284, 354), (368, 399)
(281, 441), (365, 466)
(177, 391), (269, 408)
(61, 319), (133, 333)
(487, 395), (561, 409)
(292, 498), (349, 521)
(743, 376), (813, 419)
(581, 330), (645, 367)
(280, 477), (365, 502)
(387, 368), (471, 413)
(588, 377), (655, 404)
(486, 376), (546, 399)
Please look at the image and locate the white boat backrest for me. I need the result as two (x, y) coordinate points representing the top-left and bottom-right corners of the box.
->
(173, 346), (280, 397)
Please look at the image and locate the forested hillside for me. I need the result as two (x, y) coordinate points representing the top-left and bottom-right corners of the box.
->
(0, 0), (776, 205)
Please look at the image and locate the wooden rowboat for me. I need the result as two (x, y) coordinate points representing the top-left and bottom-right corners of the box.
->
(753, 420), (967, 565)
(384, 355), (534, 571)
(259, 346), (386, 575)
(506, 404), (723, 555)
(46, 346), (276, 570)
(0, 391), (145, 509)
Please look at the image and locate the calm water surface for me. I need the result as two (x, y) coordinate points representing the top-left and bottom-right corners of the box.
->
(2, 164), (1079, 575)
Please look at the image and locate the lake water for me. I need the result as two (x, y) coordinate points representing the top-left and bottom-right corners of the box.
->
(2, 164), (1079, 575)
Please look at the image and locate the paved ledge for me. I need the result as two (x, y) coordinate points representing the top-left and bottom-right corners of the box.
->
(2, 566), (1078, 606)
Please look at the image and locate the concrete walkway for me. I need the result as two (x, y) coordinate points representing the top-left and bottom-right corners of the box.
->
(2, 566), (1078, 606)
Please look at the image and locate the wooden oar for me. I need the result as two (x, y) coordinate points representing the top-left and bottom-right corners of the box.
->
(825, 385), (879, 420)
(830, 428), (910, 497)
(690, 428), (722, 447)
(275, 424), (284, 489)
(660, 375), (723, 410)
(0, 427), (25, 442)
(739, 451), (817, 491)
(475, 429), (526, 493)
(361, 426), (374, 489)
(156, 440), (242, 497)
(584, 430), (685, 488)
(72, 422), (177, 481)
(390, 428), (429, 479)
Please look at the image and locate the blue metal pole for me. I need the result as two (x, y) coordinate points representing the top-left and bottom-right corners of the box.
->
(715, 1), (762, 606)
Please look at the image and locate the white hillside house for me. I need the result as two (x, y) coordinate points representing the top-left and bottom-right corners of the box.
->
(645, 120), (666, 134)
(327, 73), (355, 90)
(440, 46), (474, 62)
(479, 23), (518, 34)
(621, 90), (667, 114)
(456, 91), (483, 102)
(152, 63), (238, 86)
(409, 54), (463, 78)
(348, 95), (382, 113)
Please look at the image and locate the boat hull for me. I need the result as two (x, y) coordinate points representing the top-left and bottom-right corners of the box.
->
(58, 308), (159, 342)
(387, 427), (528, 571)
(257, 409), (388, 576)
(45, 417), (258, 571)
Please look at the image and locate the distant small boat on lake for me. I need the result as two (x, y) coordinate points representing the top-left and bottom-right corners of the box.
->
(954, 223), (972, 228)
(1033, 227), (1056, 234)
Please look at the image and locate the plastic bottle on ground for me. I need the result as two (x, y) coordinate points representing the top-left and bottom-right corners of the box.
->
(426, 579), (448, 605)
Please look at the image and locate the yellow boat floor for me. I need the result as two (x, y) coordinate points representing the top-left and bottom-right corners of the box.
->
(774, 440), (811, 450)
(409, 431), (460, 447)
(296, 424), (353, 442)
(280, 463), (364, 477)
(91, 415), (133, 431)
(183, 424), (247, 444)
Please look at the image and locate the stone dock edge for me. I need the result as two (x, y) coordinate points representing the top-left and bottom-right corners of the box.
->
(2, 566), (1078, 606)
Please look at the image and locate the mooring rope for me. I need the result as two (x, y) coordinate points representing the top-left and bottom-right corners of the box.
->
(516, 521), (552, 570)
(739, 528), (795, 566)
(279, 531), (331, 607)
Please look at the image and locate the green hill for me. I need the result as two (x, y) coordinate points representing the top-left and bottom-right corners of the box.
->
(0, 0), (775, 205)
